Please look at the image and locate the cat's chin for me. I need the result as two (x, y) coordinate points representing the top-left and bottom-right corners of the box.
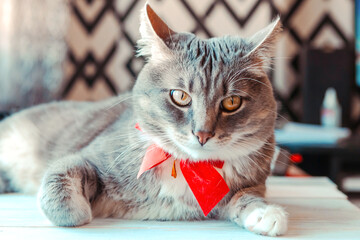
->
(180, 147), (215, 161)
(159, 142), (218, 161)
(172, 144), (234, 162)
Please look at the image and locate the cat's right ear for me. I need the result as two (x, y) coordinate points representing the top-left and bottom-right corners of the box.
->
(137, 3), (176, 61)
(243, 17), (282, 68)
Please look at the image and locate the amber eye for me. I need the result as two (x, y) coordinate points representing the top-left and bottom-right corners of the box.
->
(170, 90), (192, 106)
(221, 96), (242, 112)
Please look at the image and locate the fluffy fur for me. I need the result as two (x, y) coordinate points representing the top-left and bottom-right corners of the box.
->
(0, 3), (287, 236)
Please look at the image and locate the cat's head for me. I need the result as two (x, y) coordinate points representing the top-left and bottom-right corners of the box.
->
(133, 3), (281, 162)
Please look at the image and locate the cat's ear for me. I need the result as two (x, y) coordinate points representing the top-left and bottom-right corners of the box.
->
(244, 17), (282, 67)
(137, 3), (176, 61)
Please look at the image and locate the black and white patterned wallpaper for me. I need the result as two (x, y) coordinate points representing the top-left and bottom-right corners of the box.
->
(64, 0), (359, 129)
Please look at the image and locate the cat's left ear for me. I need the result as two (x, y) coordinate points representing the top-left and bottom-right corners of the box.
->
(137, 3), (176, 61)
(244, 17), (282, 66)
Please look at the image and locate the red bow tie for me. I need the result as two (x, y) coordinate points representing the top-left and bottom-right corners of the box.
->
(136, 124), (230, 216)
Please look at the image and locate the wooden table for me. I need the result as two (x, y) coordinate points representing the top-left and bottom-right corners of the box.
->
(1, 177), (359, 240)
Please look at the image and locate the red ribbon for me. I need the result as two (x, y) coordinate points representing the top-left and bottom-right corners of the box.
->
(136, 124), (230, 216)
(137, 144), (171, 179)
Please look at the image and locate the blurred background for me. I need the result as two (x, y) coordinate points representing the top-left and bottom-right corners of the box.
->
(0, 0), (360, 202)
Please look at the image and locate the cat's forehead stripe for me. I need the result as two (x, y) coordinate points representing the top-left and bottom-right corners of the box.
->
(191, 40), (226, 98)
(188, 77), (194, 93)
(176, 79), (185, 89)
(175, 35), (264, 101)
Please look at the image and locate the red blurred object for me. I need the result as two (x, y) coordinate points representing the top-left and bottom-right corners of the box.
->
(135, 123), (141, 131)
(290, 153), (303, 163)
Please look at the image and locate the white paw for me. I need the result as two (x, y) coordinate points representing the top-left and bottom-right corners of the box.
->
(244, 205), (288, 236)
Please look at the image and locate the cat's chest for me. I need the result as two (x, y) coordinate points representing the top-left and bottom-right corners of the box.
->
(156, 157), (190, 199)
(155, 158), (230, 199)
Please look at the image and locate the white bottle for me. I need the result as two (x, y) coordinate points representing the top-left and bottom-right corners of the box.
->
(321, 87), (342, 128)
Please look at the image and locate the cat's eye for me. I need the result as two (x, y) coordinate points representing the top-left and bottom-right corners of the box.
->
(221, 96), (242, 112)
(170, 90), (192, 106)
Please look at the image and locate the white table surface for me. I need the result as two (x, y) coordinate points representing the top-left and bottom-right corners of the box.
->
(1, 177), (359, 240)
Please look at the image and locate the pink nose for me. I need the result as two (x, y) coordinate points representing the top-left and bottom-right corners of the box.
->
(194, 131), (214, 146)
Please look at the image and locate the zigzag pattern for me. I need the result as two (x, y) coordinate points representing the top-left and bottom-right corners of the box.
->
(65, 0), (359, 129)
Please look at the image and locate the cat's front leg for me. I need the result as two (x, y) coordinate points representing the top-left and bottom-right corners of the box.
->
(38, 155), (99, 227)
(225, 187), (288, 236)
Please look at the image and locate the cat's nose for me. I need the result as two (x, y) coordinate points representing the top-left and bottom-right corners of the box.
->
(193, 131), (214, 146)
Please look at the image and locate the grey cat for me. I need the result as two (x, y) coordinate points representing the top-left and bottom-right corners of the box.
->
(0, 3), (287, 236)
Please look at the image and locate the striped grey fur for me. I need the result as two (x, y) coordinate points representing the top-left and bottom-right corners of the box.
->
(0, 3), (287, 237)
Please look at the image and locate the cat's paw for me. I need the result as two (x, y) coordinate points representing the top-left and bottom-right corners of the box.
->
(243, 205), (288, 236)
(38, 175), (93, 227)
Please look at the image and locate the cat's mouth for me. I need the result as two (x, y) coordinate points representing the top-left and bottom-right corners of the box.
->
(163, 134), (265, 162)
(149, 129), (255, 161)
